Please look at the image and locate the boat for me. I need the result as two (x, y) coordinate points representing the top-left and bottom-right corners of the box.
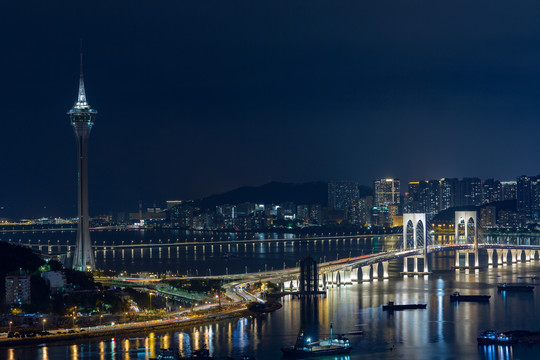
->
(477, 330), (518, 345)
(150, 349), (181, 360)
(382, 301), (427, 311)
(450, 292), (490, 302)
(247, 300), (282, 313)
(186, 345), (213, 359)
(150, 345), (214, 360)
(281, 324), (352, 358)
(497, 284), (534, 292)
(477, 330), (540, 345)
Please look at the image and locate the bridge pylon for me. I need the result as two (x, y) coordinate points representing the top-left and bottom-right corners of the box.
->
(401, 213), (431, 276)
(454, 211), (480, 269)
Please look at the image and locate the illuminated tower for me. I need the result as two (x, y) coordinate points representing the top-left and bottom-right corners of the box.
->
(68, 51), (97, 271)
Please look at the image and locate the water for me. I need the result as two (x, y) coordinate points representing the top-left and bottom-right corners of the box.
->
(5, 258), (540, 359)
(0, 229), (399, 275)
(3, 231), (540, 359)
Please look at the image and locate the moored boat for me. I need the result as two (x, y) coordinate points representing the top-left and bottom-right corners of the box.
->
(450, 292), (490, 302)
(281, 324), (352, 358)
(150, 345), (214, 360)
(382, 301), (427, 311)
(497, 284), (534, 292)
(477, 330), (518, 345)
(477, 330), (540, 345)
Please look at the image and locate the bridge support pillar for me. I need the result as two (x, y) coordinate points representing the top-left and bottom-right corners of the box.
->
(465, 252), (470, 267)
(511, 250), (518, 263)
(504, 250), (510, 264)
(414, 257), (418, 273)
(382, 261), (389, 278)
(455, 252), (460, 267)
(525, 250), (531, 262)
(403, 257), (409, 273)
(496, 249), (504, 265)
(343, 269), (352, 285)
(350, 268), (359, 283)
(424, 254), (430, 272)
(487, 249), (494, 265)
(361, 265), (371, 281)
(372, 263), (379, 279)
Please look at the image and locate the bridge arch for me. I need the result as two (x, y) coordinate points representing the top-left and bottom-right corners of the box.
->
(454, 211), (477, 248)
(402, 213), (427, 250)
(405, 220), (414, 249)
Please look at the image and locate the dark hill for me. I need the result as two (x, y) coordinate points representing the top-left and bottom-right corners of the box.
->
(432, 200), (516, 222)
(0, 242), (44, 277)
(194, 181), (372, 210)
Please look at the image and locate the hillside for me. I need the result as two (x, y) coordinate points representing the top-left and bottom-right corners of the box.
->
(194, 181), (372, 210)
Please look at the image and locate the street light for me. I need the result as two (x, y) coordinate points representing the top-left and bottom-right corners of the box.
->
(149, 292), (154, 311)
(9, 321), (12, 332)
(42, 319), (46, 332)
(100, 314), (103, 326)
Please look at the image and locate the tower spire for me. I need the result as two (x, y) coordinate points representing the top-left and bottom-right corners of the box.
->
(77, 39), (88, 107)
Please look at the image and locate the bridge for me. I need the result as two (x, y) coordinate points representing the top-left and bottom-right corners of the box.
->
(4, 211), (540, 292)
(219, 211), (540, 292)
(3, 232), (400, 255)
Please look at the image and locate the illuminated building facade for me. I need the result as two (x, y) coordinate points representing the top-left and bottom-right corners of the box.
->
(373, 178), (400, 208)
(5, 274), (31, 306)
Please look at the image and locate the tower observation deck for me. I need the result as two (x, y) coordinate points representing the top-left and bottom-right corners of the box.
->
(68, 51), (97, 271)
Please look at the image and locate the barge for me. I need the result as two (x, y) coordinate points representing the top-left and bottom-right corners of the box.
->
(450, 292), (490, 302)
(497, 284), (534, 292)
(382, 301), (427, 311)
(478, 330), (540, 345)
(281, 325), (351, 358)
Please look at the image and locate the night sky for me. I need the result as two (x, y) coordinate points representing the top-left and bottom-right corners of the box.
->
(1, 1), (540, 217)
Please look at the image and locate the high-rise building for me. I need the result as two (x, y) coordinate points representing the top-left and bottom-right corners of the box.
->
(297, 205), (310, 223)
(69, 51), (97, 271)
(440, 178), (458, 211)
(373, 179), (400, 208)
(5, 274), (31, 306)
(482, 179), (501, 204)
(328, 181), (359, 210)
(405, 181), (423, 213)
(424, 180), (440, 216)
(461, 178), (482, 206)
(531, 178), (540, 219)
(517, 175), (532, 214)
(358, 196), (373, 226)
(501, 181), (517, 201)
(170, 204), (194, 228)
(309, 204), (322, 225)
(166, 200), (183, 209)
(328, 181), (359, 220)
(480, 206), (497, 228)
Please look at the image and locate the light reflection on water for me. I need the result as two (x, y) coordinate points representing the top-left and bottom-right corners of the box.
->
(5, 247), (540, 359)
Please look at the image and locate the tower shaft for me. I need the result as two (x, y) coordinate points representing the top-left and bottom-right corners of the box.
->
(72, 129), (95, 270)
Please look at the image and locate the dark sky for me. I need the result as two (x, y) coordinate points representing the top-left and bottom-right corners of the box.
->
(1, 1), (540, 217)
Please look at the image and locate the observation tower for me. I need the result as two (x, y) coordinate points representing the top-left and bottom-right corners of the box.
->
(68, 51), (97, 271)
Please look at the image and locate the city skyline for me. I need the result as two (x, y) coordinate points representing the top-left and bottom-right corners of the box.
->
(0, 174), (537, 219)
(2, 1), (540, 218)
